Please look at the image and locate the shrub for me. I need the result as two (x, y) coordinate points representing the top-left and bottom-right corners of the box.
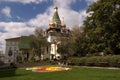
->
(67, 57), (81, 65)
(108, 55), (119, 67)
(85, 57), (97, 66)
(78, 57), (86, 66)
(67, 55), (120, 67)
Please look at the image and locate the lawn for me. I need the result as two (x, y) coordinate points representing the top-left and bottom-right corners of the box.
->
(0, 66), (120, 80)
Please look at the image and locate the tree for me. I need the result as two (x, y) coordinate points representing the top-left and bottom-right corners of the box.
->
(57, 30), (71, 58)
(30, 27), (48, 58)
(57, 38), (70, 55)
(84, 0), (120, 54)
(70, 26), (86, 56)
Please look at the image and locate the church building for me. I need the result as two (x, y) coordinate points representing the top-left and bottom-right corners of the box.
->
(45, 6), (70, 60)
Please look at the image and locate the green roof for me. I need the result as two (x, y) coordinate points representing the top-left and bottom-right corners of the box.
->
(19, 36), (33, 49)
(53, 10), (60, 21)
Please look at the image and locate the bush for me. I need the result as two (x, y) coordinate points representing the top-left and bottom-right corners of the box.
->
(67, 55), (120, 67)
(85, 56), (99, 66)
(67, 57), (80, 65)
(108, 55), (119, 67)
(79, 57), (86, 66)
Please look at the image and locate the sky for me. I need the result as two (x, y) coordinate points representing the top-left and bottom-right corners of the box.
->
(0, 0), (97, 53)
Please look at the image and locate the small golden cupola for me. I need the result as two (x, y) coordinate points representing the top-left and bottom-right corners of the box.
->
(48, 20), (51, 29)
(50, 19), (56, 28)
(54, 6), (58, 11)
(61, 17), (66, 28)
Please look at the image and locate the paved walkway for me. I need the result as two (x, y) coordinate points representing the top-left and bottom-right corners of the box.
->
(76, 66), (120, 70)
(1, 63), (120, 70)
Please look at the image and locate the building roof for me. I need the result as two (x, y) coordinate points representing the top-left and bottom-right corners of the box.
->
(5, 36), (34, 50)
(19, 36), (33, 50)
(52, 6), (61, 24)
(5, 37), (20, 41)
(46, 6), (62, 32)
(53, 7), (60, 21)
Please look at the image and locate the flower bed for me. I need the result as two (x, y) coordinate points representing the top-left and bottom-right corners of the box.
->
(26, 66), (72, 72)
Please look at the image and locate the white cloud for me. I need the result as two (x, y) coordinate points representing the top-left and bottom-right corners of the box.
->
(85, 0), (98, 5)
(3, 0), (47, 4)
(0, 22), (34, 36)
(58, 7), (88, 27)
(28, 13), (50, 29)
(0, 22), (35, 53)
(54, 0), (76, 8)
(1, 6), (12, 18)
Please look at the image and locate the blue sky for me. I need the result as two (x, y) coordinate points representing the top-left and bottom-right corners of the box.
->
(0, 0), (97, 53)
(0, 0), (88, 22)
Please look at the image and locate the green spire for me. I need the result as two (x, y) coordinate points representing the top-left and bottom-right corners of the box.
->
(53, 11), (60, 20)
(52, 6), (61, 24)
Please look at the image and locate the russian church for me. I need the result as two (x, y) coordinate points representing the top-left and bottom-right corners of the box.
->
(45, 6), (70, 60)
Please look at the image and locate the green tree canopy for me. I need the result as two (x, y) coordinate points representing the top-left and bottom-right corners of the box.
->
(30, 27), (48, 56)
(84, 0), (120, 54)
(70, 26), (86, 56)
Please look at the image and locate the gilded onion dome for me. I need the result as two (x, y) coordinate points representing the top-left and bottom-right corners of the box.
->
(54, 6), (58, 11)
(50, 19), (55, 27)
(61, 17), (66, 28)
(48, 24), (51, 29)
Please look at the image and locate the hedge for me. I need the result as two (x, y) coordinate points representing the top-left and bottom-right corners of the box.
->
(67, 55), (120, 67)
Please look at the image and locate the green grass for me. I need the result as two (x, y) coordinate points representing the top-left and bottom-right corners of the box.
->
(0, 67), (120, 80)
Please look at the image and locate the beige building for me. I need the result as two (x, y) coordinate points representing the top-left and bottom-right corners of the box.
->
(0, 50), (3, 54)
(5, 36), (49, 63)
(5, 37), (20, 63)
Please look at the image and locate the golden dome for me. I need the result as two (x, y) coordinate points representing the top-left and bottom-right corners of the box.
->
(61, 17), (66, 28)
(61, 23), (66, 27)
(54, 6), (58, 11)
(48, 25), (51, 29)
(50, 20), (55, 26)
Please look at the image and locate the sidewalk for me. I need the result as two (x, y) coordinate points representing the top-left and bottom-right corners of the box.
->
(75, 66), (120, 70)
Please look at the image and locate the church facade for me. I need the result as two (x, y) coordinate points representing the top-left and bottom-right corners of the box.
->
(45, 6), (70, 60)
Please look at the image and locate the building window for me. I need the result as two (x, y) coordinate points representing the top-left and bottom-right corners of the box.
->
(14, 47), (16, 51)
(14, 42), (16, 45)
(14, 42), (18, 45)
(12, 42), (15, 45)
(7, 42), (11, 46)
(9, 47), (11, 50)
(9, 42), (12, 45)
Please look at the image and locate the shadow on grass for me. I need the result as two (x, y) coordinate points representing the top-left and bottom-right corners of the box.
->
(0, 68), (17, 78)
(0, 62), (22, 78)
(0, 68), (27, 78)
